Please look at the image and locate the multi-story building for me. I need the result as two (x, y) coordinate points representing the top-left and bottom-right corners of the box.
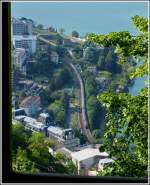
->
(12, 48), (26, 73)
(50, 51), (59, 64)
(12, 18), (36, 53)
(47, 127), (80, 150)
(13, 35), (37, 53)
(12, 17), (33, 35)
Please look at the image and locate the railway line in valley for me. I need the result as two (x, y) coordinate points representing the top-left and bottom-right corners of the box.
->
(37, 35), (95, 144)
(66, 50), (95, 144)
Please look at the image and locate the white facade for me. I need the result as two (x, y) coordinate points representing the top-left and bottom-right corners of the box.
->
(23, 116), (37, 124)
(13, 35), (37, 53)
(47, 127), (79, 149)
(71, 148), (108, 174)
(12, 17), (33, 35)
(26, 20), (33, 35)
(51, 51), (59, 64)
(12, 18), (27, 35)
(12, 48), (26, 72)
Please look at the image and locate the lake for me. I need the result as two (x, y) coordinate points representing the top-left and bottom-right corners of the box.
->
(129, 76), (147, 96)
(11, 2), (148, 37)
(12, 2), (148, 96)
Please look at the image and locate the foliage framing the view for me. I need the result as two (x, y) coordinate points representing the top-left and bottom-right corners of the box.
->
(88, 15), (148, 79)
(12, 123), (78, 174)
(88, 15), (148, 177)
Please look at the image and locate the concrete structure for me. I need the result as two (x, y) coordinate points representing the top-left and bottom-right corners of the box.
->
(20, 96), (41, 116)
(71, 148), (108, 174)
(23, 116), (37, 124)
(56, 146), (109, 175)
(12, 48), (26, 73)
(51, 51), (59, 64)
(13, 35), (37, 53)
(17, 116), (47, 132)
(12, 17), (33, 35)
(25, 120), (47, 133)
(47, 127), (80, 150)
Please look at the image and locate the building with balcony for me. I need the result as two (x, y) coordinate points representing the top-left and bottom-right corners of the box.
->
(12, 17), (33, 35)
(13, 35), (37, 53)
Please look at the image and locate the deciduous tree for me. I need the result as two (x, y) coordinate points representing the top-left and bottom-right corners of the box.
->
(88, 15), (148, 177)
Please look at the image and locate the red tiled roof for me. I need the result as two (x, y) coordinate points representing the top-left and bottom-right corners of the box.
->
(20, 96), (41, 107)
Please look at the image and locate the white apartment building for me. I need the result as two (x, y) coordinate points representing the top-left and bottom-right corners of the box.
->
(71, 148), (108, 174)
(12, 48), (26, 72)
(13, 35), (37, 53)
(12, 17), (33, 35)
(55, 146), (111, 175)
(51, 51), (59, 64)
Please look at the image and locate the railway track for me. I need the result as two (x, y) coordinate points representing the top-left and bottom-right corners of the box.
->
(65, 52), (95, 144)
(36, 36), (95, 144)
